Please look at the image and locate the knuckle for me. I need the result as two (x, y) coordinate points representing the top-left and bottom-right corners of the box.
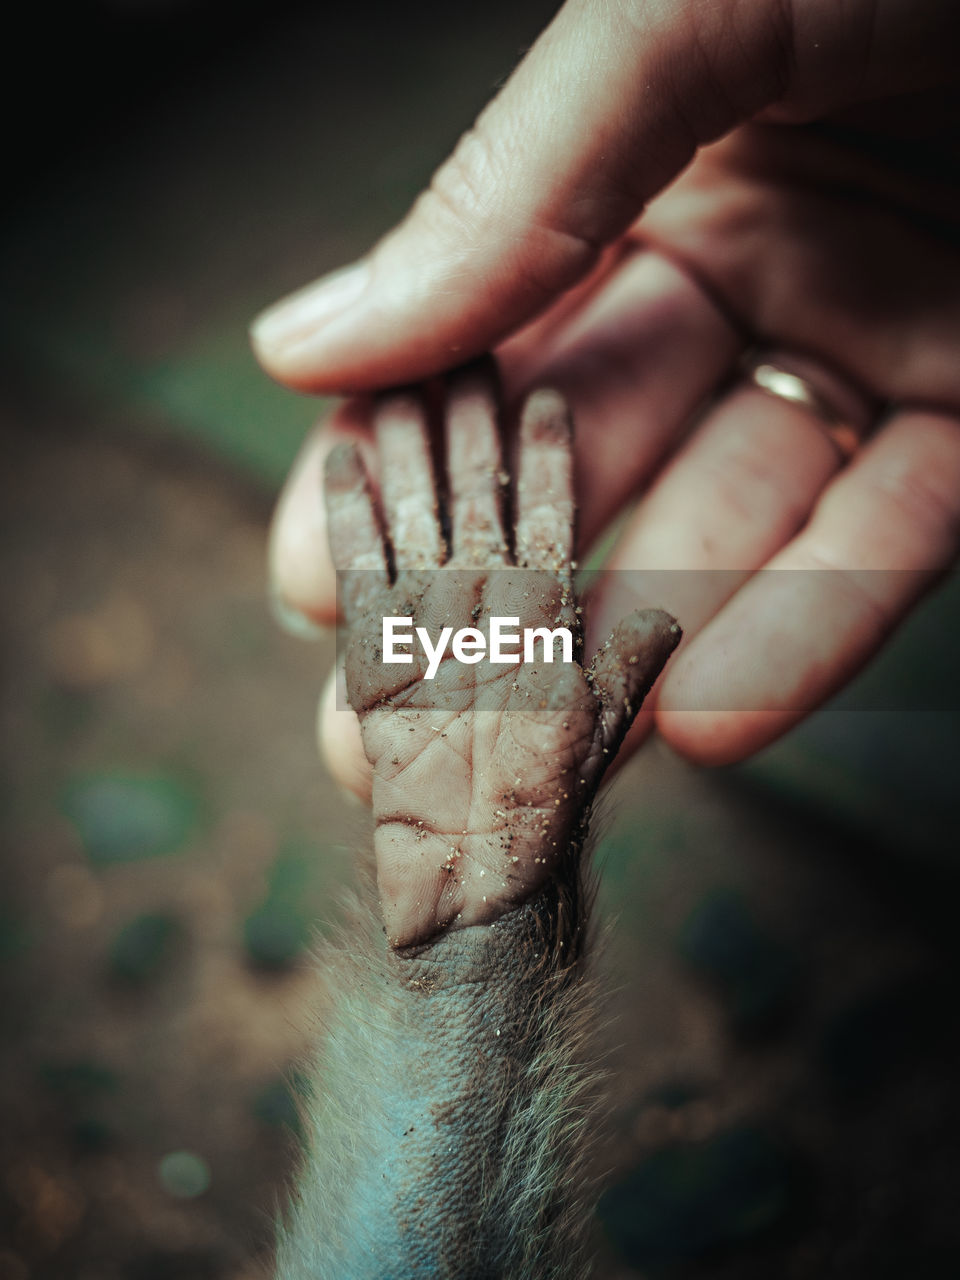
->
(508, 220), (601, 307)
(419, 122), (602, 304)
(419, 127), (504, 244)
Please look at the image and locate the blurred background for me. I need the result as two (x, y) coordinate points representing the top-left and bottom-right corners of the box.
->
(1, 2), (958, 1277)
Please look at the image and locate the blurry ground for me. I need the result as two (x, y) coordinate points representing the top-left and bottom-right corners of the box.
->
(1, 3), (959, 1278)
(0, 404), (353, 1280)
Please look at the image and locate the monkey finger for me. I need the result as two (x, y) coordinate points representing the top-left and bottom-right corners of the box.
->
(374, 390), (445, 569)
(324, 442), (390, 624)
(444, 361), (509, 566)
(514, 388), (575, 572)
(270, 398), (377, 628)
(588, 608), (681, 764)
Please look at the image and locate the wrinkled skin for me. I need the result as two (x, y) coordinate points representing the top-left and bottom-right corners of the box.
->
(275, 368), (678, 1277)
(325, 364), (679, 948)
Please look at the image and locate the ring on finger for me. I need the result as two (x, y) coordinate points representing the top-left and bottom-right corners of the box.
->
(742, 349), (878, 461)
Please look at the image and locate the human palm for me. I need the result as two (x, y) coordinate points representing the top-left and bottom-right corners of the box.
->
(325, 368), (678, 947)
(643, 111), (958, 402)
(492, 105), (960, 762)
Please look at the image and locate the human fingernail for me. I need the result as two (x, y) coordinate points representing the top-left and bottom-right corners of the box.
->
(251, 261), (371, 357)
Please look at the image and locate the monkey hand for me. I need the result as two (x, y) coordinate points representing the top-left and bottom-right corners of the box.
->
(324, 362), (680, 948)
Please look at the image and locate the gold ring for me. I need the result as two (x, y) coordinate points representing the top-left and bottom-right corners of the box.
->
(743, 353), (869, 460)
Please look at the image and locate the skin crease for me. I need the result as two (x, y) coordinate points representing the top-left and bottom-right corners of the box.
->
(274, 375), (679, 1277)
(254, 0), (960, 792)
(325, 368), (679, 947)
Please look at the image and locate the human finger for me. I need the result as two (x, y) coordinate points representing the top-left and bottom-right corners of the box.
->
(656, 408), (960, 764)
(249, 0), (793, 392)
(251, 0), (958, 395)
(317, 665), (371, 803)
(583, 352), (878, 761)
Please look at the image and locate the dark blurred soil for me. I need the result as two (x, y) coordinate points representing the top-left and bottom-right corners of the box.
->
(0, 404), (353, 1280)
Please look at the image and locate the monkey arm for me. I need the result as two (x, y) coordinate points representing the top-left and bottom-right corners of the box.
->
(275, 366), (678, 1277)
(277, 861), (597, 1280)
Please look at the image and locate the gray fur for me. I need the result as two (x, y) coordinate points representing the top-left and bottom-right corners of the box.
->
(276, 847), (600, 1279)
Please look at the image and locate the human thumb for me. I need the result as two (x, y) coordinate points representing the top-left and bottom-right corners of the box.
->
(249, 0), (943, 394)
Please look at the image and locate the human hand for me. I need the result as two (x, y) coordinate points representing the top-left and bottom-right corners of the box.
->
(326, 365), (678, 946)
(254, 0), (960, 791)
